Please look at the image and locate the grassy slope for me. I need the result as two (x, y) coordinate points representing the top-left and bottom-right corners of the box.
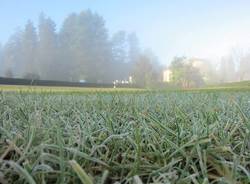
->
(221, 80), (250, 87)
(204, 80), (250, 90)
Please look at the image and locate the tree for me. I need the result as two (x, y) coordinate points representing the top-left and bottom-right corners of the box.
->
(37, 13), (58, 80)
(79, 11), (112, 82)
(0, 10), (147, 83)
(239, 53), (250, 81)
(183, 63), (204, 88)
(4, 68), (13, 78)
(127, 33), (140, 64)
(219, 56), (236, 83)
(2, 30), (23, 77)
(169, 56), (186, 86)
(127, 33), (140, 77)
(21, 20), (38, 77)
(170, 57), (204, 88)
(0, 43), (3, 76)
(58, 13), (79, 81)
(60, 10), (113, 82)
(111, 31), (128, 80)
(187, 58), (218, 85)
(132, 50), (160, 87)
(23, 72), (40, 80)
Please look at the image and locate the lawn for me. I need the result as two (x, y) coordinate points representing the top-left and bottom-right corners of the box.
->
(0, 85), (144, 94)
(0, 86), (250, 183)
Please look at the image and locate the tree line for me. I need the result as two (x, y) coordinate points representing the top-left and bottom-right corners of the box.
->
(0, 10), (161, 86)
(167, 52), (250, 88)
(1, 10), (249, 88)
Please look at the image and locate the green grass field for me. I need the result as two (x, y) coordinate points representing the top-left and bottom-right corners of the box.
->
(0, 84), (250, 183)
(0, 85), (145, 94)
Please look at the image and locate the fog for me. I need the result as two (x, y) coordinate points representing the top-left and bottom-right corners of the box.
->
(0, 11), (163, 87)
(0, 2), (250, 88)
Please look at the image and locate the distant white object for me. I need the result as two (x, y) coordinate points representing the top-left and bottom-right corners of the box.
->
(163, 69), (172, 82)
(113, 78), (131, 87)
(79, 79), (86, 83)
(129, 76), (133, 83)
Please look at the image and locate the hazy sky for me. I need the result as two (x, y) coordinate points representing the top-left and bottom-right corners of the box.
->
(1, 0), (250, 65)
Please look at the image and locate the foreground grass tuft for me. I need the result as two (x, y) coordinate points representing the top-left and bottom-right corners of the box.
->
(0, 90), (250, 183)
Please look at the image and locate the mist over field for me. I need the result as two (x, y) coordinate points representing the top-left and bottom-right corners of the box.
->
(0, 1), (250, 88)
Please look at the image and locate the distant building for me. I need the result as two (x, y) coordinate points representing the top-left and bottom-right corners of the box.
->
(162, 58), (212, 83)
(163, 69), (172, 82)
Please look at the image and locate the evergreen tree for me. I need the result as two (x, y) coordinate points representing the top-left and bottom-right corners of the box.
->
(0, 43), (3, 76)
(0, 10), (145, 83)
(21, 20), (38, 78)
(38, 13), (58, 80)
(60, 10), (113, 82)
(2, 30), (23, 77)
(111, 31), (128, 80)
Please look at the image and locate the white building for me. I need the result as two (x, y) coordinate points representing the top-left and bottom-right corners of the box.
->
(163, 69), (172, 82)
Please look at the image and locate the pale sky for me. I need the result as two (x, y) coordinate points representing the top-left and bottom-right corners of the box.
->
(1, 0), (250, 65)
